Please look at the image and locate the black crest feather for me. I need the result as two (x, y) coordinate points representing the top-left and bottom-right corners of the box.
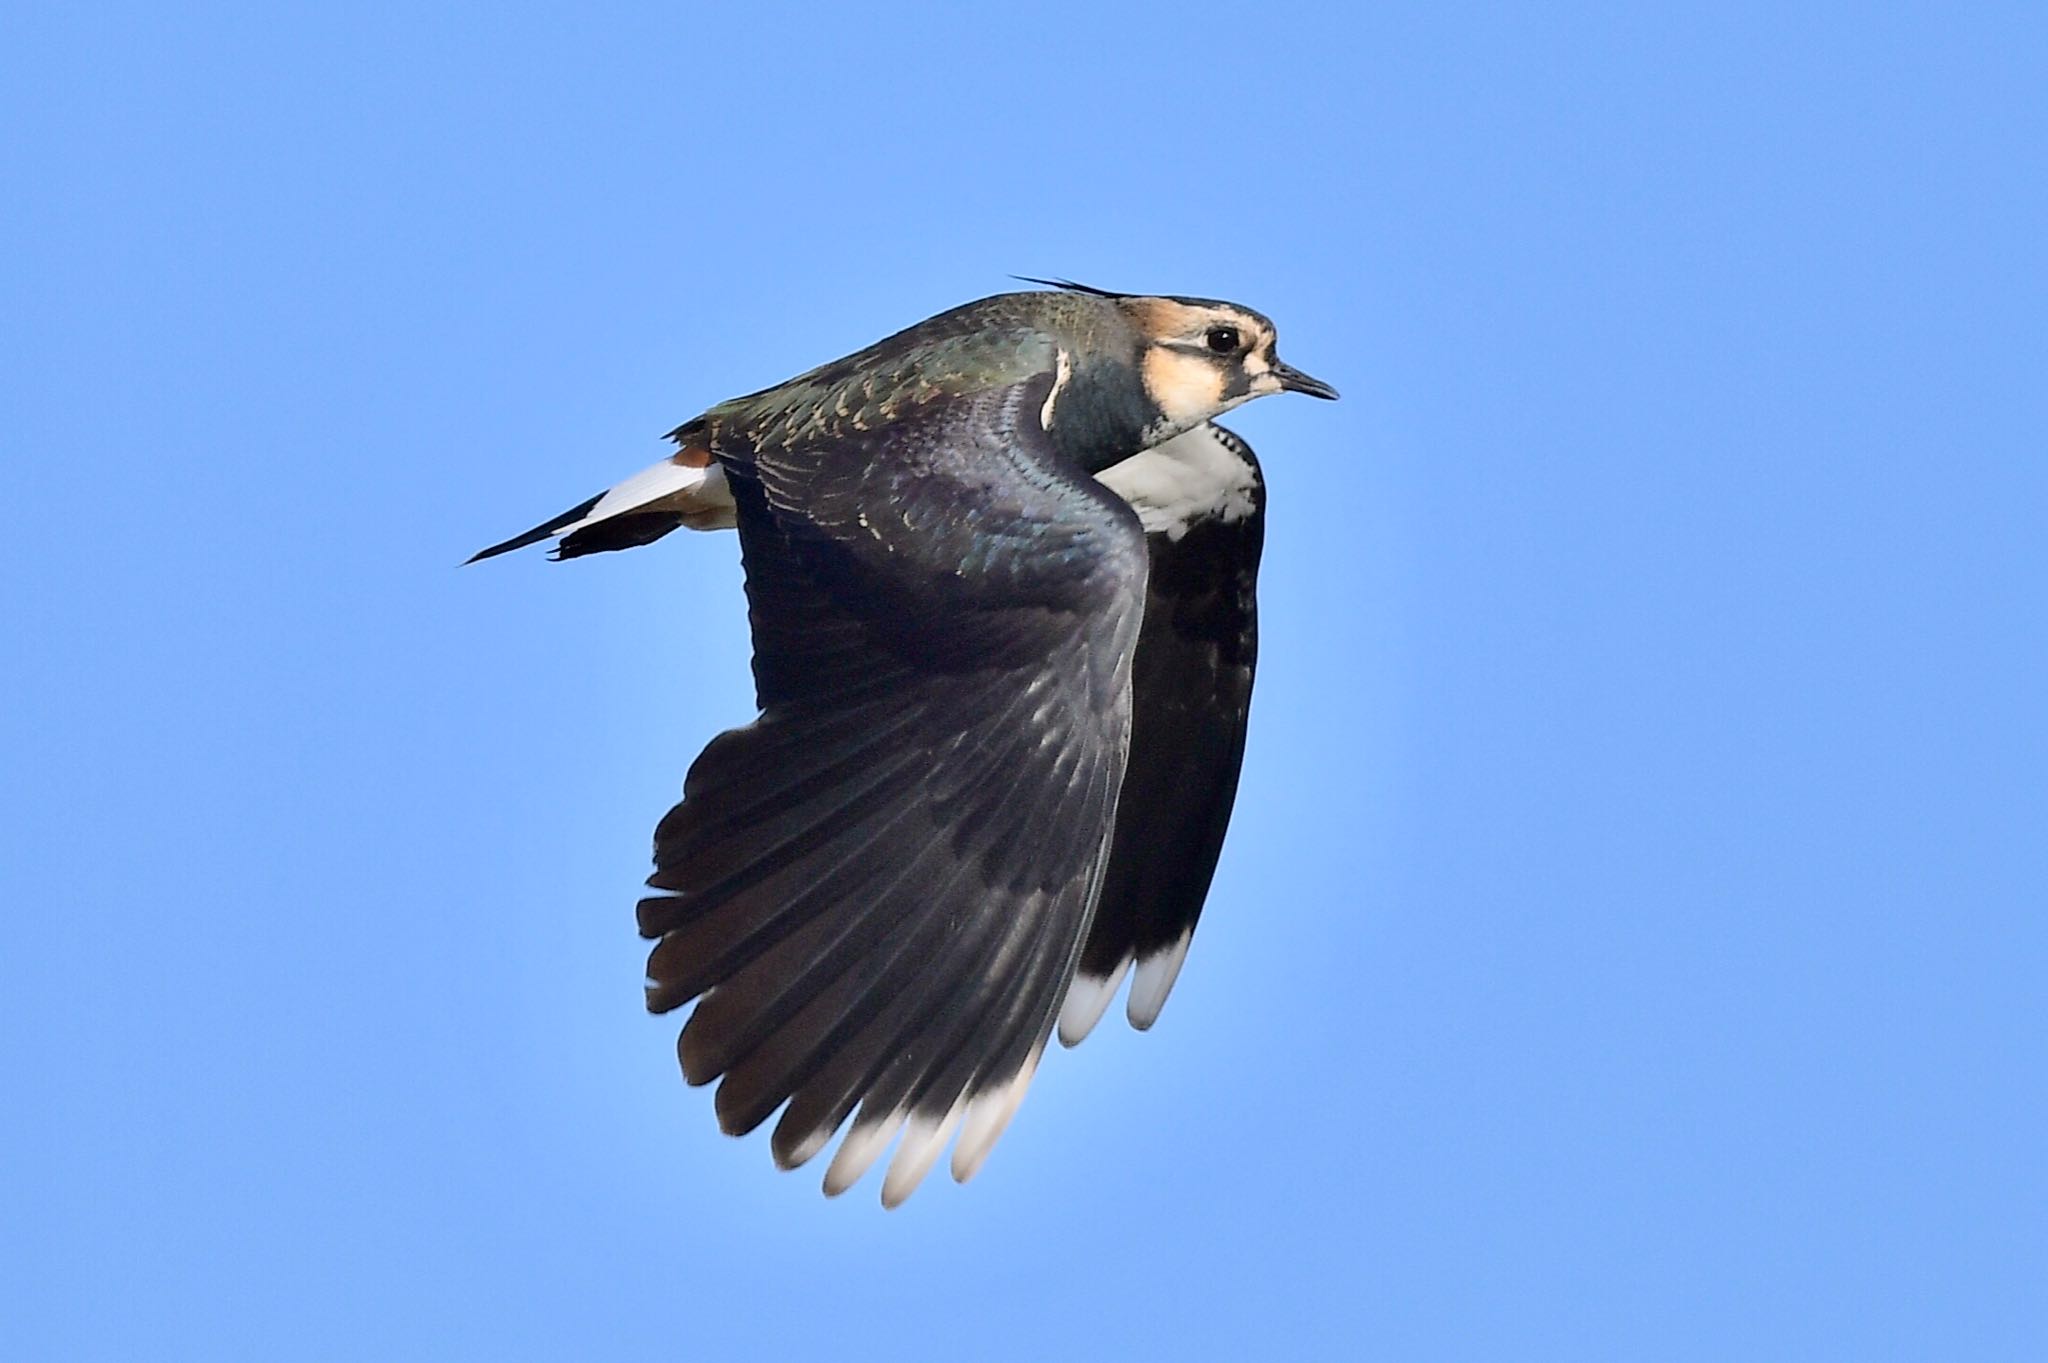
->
(1010, 276), (1129, 299)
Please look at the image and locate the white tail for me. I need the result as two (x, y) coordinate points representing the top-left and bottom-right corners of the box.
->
(568, 456), (735, 536)
(469, 452), (737, 562)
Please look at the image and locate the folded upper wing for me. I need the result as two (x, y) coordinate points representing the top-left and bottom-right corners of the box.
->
(638, 378), (1150, 1204)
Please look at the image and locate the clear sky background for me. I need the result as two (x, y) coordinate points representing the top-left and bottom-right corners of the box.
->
(4, 4), (2043, 1359)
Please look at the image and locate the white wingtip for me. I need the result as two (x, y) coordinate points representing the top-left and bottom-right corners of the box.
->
(881, 1099), (969, 1208)
(950, 1048), (1044, 1185)
(1127, 930), (1195, 1030)
(822, 1108), (906, 1198)
(1057, 958), (1132, 1046)
(775, 1123), (833, 1171)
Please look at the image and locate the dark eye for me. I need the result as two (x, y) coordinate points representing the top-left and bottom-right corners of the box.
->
(1205, 326), (1241, 355)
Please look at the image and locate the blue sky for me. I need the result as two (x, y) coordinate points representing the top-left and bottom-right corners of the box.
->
(3, 4), (2043, 1358)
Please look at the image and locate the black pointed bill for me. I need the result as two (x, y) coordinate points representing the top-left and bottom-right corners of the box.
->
(1272, 360), (1339, 400)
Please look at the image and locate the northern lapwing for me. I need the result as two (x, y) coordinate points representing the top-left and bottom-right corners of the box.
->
(473, 283), (1336, 1204)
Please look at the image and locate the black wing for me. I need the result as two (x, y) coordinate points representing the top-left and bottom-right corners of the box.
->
(639, 378), (1149, 1205)
(1059, 423), (1264, 1043)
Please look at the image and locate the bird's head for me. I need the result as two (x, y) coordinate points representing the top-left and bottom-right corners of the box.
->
(1007, 279), (1337, 472)
(1016, 280), (1337, 449)
(1119, 294), (1337, 439)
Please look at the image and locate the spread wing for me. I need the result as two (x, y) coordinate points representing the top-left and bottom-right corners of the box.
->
(639, 377), (1149, 1206)
(1059, 423), (1264, 1043)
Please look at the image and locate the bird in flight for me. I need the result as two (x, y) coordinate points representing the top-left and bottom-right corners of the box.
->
(473, 283), (1336, 1204)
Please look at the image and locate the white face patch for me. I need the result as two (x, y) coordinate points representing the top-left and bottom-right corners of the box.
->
(1243, 349), (1276, 392)
(1096, 423), (1259, 540)
(1140, 345), (1229, 436)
